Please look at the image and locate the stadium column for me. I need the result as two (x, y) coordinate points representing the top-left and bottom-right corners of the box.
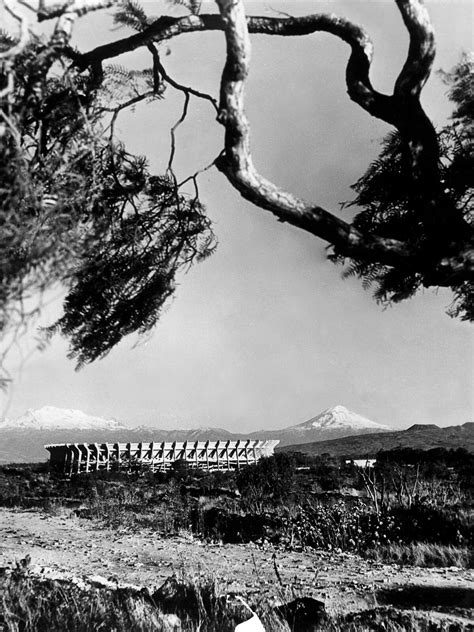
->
(85, 444), (91, 473)
(236, 440), (241, 470)
(226, 440), (231, 470)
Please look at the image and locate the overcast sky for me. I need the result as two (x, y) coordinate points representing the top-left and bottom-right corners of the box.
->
(1, 1), (472, 431)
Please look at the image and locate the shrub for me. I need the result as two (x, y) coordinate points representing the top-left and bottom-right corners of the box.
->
(281, 500), (398, 552)
(237, 454), (296, 510)
(190, 506), (281, 544)
(389, 504), (473, 546)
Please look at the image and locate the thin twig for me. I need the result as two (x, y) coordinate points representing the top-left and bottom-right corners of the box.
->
(148, 43), (218, 113)
(177, 153), (221, 189)
(107, 90), (155, 143)
(0, 0), (30, 60)
(167, 90), (190, 175)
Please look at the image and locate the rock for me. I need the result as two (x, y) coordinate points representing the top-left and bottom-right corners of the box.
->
(88, 575), (117, 590)
(153, 576), (202, 620)
(275, 597), (329, 632)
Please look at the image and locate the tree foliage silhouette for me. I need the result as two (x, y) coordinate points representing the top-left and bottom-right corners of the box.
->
(332, 55), (473, 319)
(0, 0), (472, 383)
(0, 18), (215, 374)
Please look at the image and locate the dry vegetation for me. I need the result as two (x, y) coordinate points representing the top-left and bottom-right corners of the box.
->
(2, 563), (472, 632)
(2, 450), (471, 564)
(0, 449), (473, 630)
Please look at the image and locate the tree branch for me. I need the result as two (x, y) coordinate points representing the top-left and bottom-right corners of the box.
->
(214, 0), (473, 284)
(106, 90), (156, 143)
(0, 0), (30, 61)
(37, 0), (116, 21)
(73, 4), (440, 140)
(167, 89), (190, 176)
(72, 4), (441, 164)
(68, 1), (473, 284)
(213, 0), (420, 266)
(72, 4), (439, 174)
(147, 43), (218, 113)
(394, 0), (435, 100)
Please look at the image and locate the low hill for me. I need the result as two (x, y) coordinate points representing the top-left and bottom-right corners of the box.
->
(278, 422), (474, 458)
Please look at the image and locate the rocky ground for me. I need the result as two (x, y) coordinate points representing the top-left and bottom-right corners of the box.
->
(1, 506), (473, 626)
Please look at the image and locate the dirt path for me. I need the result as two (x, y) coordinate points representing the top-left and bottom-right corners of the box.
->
(1, 507), (473, 618)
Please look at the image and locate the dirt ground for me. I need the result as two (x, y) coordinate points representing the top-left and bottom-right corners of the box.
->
(1, 507), (473, 622)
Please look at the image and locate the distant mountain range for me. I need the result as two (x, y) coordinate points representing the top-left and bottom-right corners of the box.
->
(0, 404), (390, 463)
(3, 405), (470, 465)
(278, 422), (474, 458)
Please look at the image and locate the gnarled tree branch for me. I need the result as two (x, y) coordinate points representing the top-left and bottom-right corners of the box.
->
(213, 0), (416, 270)
(27, 0), (474, 287)
(213, 0), (473, 285)
(394, 0), (435, 99)
(71, 4), (442, 193)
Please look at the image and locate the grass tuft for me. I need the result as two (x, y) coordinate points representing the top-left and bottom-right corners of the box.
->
(364, 542), (473, 568)
(1, 570), (470, 632)
(0, 566), (287, 632)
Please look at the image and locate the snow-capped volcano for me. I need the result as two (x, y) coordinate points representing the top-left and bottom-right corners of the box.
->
(297, 405), (389, 431)
(0, 406), (127, 432)
(247, 405), (391, 446)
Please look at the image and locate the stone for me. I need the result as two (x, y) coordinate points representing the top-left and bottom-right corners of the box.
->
(275, 597), (329, 632)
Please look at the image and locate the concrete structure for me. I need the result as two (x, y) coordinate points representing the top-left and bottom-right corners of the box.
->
(345, 458), (377, 468)
(45, 440), (280, 474)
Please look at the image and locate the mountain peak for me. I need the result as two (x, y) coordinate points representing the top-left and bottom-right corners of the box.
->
(330, 405), (350, 413)
(406, 423), (440, 431)
(0, 406), (128, 431)
(297, 405), (389, 431)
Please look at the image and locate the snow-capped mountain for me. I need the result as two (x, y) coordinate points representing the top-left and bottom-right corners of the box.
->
(295, 405), (389, 432)
(0, 406), (133, 463)
(247, 405), (391, 446)
(0, 406), (127, 432)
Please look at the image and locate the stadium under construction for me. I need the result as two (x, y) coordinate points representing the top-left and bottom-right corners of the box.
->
(45, 439), (280, 474)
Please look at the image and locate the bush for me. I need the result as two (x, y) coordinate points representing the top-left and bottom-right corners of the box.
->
(190, 506), (281, 544)
(236, 454), (296, 509)
(280, 500), (398, 552)
(389, 504), (473, 546)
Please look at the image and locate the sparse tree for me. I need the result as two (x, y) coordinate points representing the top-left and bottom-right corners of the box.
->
(0, 0), (472, 383)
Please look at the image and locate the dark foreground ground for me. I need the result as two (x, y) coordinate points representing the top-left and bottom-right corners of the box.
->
(1, 507), (473, 630)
